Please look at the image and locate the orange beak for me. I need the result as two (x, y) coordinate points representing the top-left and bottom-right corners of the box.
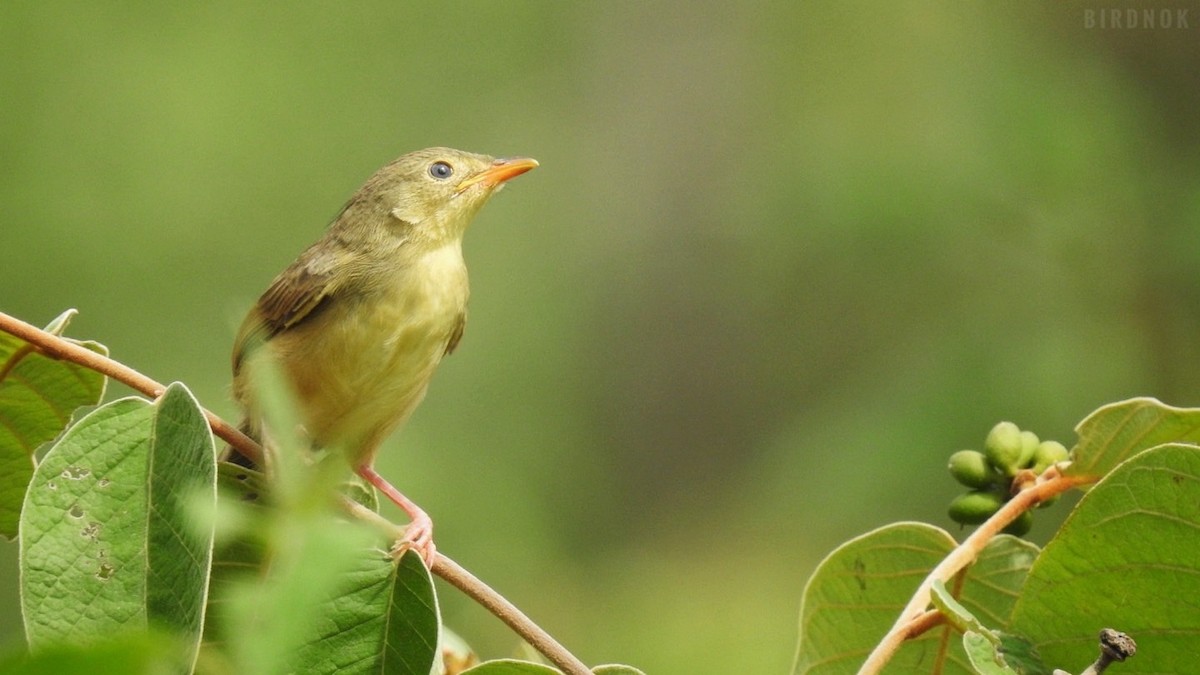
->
(456, 156), (539, 192)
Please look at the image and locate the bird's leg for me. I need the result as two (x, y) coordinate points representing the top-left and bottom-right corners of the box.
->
(355, 464), (435, 567)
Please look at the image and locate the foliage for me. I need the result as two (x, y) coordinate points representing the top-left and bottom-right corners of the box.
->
(792, 397), (1200, 674)
(4, 307), (1200, 673)
(5, 308), (1200, 673)
(1, 313), (642, 674)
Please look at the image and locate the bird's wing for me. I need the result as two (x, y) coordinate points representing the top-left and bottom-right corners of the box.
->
(232, 243), (345, 374)
(444, 311), (467, 355)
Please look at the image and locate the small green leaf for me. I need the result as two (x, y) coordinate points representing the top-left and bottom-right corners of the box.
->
(592, 665), (647, 675)
(1010, 444), (1200, 673)
(461, 659), (562, 674)
(1067, 397), (1200, 479)
(963, 631), (1019, 675)
(931, 580), (997, 641)
(293, 550), (440, 675)
(19, 383), (216, 671)
(0, 321), (107, 539)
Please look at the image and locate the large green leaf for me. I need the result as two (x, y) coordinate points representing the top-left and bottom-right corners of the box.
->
(1010, 443), (1200, 673)
(792, 524), (1038, 674)
(1066, 397), (1200, 479)
(0, 312), (107, 539)
(19, 383), (216, 670)
(293, 550), (441, 675)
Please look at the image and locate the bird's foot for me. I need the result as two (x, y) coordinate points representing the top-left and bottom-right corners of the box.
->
(389, 512), (436, 568)
(356, 464), (437, 567)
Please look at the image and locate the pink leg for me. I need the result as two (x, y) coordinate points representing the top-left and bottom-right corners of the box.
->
(356, 464), (435, 567)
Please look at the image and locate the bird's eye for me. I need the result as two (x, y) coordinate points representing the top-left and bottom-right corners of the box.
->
(429, 161), (454, 180)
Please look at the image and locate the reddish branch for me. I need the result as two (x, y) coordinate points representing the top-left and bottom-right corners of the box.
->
(0, 309), (590, 675)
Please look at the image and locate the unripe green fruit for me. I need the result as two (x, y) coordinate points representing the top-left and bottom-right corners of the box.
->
(948, 490), (1005, 525)
(984, 421), (1024, 475)
(1030, 440), (1069, 474)
(1017, 430), (1040, 468)
(1002, 510), (1034, 537)
(948, 450), (1000, 488)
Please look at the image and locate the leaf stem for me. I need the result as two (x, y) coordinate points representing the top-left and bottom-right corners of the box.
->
(0, 309), (591, 675)
(856, 468), (1094, 675)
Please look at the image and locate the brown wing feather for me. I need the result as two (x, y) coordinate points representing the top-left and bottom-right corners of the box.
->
(444, 311), (467, 355)
(232, 243), (344, 375)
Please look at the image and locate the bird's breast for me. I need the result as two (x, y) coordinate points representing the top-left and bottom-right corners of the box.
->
(284, 243), (469, 450)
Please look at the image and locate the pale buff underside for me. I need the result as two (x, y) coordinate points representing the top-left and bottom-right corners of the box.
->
(265, 242), (468, 466)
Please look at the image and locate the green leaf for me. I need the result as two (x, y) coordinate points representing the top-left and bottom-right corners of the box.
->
(934, 597), (1048, 675)
(793, 523), (956, 674)
(931, 580), (998, 641)
(992, 634), (1050, 675)
(219, 518), (379, 674)
(146, 384), (218, 664)
(458, 660), (646, 675)
(962, 631), (1019, 675)
(19, 383), (216, 671)
(792, 525), (1038, 674)
(461, 660), (562, 674)
(0, 317), (107, 539)
(0, 631), (184, 675)
(1066, 397), (1200, 479)
(959, 536), (1040, 634)
(293, 550), (441, 675)
(1010, 443), (1199, 673)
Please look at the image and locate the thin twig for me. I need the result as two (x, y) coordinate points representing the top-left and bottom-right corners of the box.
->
(434, 554), (592, 675)
(856, 469), (1095, 675)
(0, 309), (590, 675)
(0, 310), (263, 465)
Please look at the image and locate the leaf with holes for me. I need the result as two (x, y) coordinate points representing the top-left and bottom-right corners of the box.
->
(19, 383), (216, 670)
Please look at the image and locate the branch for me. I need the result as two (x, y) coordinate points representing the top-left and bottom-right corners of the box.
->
(434, 554), (591, 674)
(0, 309), (590, 675)
(857, 467), (1095, 675)
(0, 310), (263, 466)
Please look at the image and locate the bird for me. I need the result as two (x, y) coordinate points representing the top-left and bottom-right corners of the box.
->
(227, 147), (538, 565)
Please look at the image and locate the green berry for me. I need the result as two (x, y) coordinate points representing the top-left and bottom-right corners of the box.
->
(1002, 510), (1034, 537)
(1017, 430), (1040, 468)
(948, 450), (1000, 488)
(984, 421), (1024, 475)
(1030, 440), (1069, 473)
(948, 490), (1005, 525)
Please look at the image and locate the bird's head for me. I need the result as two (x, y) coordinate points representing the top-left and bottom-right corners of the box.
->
(342, 147), (538, 246)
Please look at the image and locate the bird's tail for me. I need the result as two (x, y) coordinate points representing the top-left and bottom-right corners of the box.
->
(221, 418), (261, 469)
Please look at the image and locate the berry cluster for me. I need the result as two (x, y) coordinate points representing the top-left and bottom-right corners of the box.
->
(946, 421), (1069, 535)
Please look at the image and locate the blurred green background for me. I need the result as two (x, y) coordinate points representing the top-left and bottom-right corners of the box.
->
(3, 2), (1199, 673)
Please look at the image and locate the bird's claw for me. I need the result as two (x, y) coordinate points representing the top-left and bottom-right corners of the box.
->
(389, 515), (436, 568)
